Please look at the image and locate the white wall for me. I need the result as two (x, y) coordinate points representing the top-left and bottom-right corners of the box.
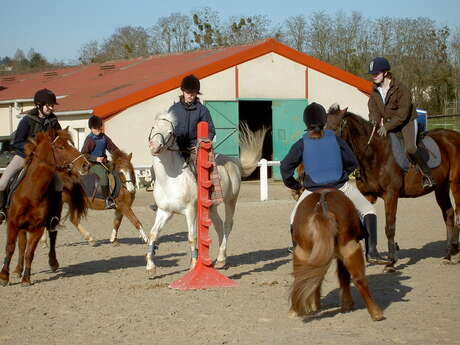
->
(308, 68), (369, 118)
(238, 53), (305, 99)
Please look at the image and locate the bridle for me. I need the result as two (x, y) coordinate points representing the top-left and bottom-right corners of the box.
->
(336, 114), (376, 151)
(148, 118), (177, 152)
(50, 135), (89, 172)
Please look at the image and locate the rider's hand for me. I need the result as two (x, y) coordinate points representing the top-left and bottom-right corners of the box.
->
(96, 157), (104, 163)
(377, 126), (387, 137)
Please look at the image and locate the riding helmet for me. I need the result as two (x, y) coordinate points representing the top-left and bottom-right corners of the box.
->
(303, 102), (327, 130)
(34, 88), (58, 106)
(368, 57), (391, 74)
(88, 115), (103, 129)
(180, 74), (201, 94)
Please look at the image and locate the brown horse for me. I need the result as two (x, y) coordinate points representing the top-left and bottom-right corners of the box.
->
(0, 129), (89, 286)
(289, 189), (384, 321)
(326, 104), (460, 270)
(57, 150), (148, 246)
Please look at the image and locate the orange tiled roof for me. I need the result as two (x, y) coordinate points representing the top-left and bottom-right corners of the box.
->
(0, 38), (372, 119)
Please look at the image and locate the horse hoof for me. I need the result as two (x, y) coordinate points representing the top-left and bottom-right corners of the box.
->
(214, 260), (227, 270)
(111, 240), (120, 247)
(383, 265), (396, 273)
(0, 279), (9, 287)
(89, 240), (97, 247)
(21, 281), (32, 287)
(371, 313), (385, 321)
(49, 262), (59, 272)
(147, 268), (156, 278)
(41, 243), (48, 249)
(287, 309), (301, 319)
(13, 271), (22, 278)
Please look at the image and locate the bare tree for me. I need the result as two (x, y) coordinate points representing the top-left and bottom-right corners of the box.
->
(100, 26), (151, 60)
(283, 15), (308, 52)
(224, 15), (271, 46)
(150, 13), (192, 53)
(78, 40), (102, 64)
(191, 7), (224, 48)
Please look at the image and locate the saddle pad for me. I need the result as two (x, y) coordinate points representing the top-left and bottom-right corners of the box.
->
(389, 133), (441, 172)
(80, 171), (122, 200)
(5, 167), (28, 208)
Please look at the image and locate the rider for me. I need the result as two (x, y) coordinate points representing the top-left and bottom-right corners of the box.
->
(0, 88), (62, 228)
(281, 102), (388, 264)
(150, 74), (217, 210)
(81, 116), (120, 209)
(368, 57), (436, 189)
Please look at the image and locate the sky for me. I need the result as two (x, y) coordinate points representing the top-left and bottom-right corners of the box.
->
(1, 0), (459, 64)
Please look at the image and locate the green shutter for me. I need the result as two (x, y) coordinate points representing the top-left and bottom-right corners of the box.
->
(205, 101), (239, 157)
(272, 99), (308, 180)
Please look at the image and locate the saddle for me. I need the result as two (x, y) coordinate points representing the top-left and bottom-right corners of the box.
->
(80, 170), (122, 201)
(5, 167), (28, 209)
(389, 132), (441, 172)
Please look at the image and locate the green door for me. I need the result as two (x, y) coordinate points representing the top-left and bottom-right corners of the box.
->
(272, 99), (308, 180)
(205, 101), (239, 157)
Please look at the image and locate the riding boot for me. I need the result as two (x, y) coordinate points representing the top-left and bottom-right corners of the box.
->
(102, 185), (116, 209)
(410, 150), (436, 189)
(364, 214), (390, 265)
(47, 192), (62, 231)
(0, 190), (6, 224)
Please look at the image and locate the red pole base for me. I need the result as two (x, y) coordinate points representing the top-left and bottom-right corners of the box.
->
(169, 264), (238, 290)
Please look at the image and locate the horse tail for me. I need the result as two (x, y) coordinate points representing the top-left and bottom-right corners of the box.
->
(239, 122), (269, 177)
(290, 191), (338, 315)
(65, 181), (88, 223)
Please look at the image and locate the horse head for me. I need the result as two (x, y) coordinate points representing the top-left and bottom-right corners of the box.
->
(112, 150), (136, 193)
(148, 111), (177, 155)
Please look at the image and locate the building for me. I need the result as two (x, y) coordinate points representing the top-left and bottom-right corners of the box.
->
(0, 38), (372, 179)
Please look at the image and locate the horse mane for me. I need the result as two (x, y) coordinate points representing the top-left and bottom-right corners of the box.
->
(112, 150), (133, 170)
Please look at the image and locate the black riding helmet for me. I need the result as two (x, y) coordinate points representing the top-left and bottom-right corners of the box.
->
(368, 57), (391, 74)
(180, 74), (201, 94)
(88, 115), (103, 129)
(34, 88), (58, 106)
(303, 102), (327, 130)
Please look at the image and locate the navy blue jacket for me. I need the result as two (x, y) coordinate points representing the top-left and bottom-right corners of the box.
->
(168, 98), (216, 151)
(13, 109), (61, 158)
(280, 133), (358, 191)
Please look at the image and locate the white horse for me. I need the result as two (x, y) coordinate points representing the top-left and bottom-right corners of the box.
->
(145, 111), (264, 276)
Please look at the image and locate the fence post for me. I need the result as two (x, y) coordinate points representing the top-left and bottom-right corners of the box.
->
(259, 159), (268, 201)
(169, 121), (238, 290)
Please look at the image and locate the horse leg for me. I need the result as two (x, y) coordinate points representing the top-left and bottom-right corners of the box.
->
(13, 231), (27, 277)
(184, 208), (198, 270)
(70, 214), (96, 246)
(146, 209), (172, 277)
(21, 228), (45, 286)
(337, 258), (354, 312)
(48, 230), (59, 272)
(209, 205), (225, 269)
(116, 205), (148, 244)
(434, 181), (458, 263)
(448, 176), (460, 262)
(0, 223), (19, 286)
(383, 193), (399, 272)
(39, 230), (48, 248)
(339, 240), (384, 321)
(110, 209), (123, 246)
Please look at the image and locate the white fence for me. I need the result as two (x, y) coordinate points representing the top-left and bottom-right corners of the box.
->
(2, 162), (281, 201)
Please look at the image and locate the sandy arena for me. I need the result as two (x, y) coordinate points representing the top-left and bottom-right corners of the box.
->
(0, 181), (459, 345)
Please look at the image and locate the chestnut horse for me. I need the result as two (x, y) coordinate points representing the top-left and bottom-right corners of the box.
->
(0, 129), (89, 286)
(326, 104), (460, 270)
(42, 150), (148, 247)
(289, 189), (384, 321)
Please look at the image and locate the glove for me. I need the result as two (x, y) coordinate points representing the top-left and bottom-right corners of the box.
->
(377, 126), (387, 137)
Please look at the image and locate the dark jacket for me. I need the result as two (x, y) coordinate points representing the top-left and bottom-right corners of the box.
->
(368, 77), (417, 132)
(280, 133), (358, 191)
(81, 133), (119, 163)
(13, 108), (61, 158)
(168, 98), (216, 151)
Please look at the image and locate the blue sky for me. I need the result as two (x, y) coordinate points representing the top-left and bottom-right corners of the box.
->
(1, 0), (459, 64)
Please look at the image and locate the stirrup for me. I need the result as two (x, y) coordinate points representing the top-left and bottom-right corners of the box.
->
(0, 210), (6, 224)
(422, 175), (436, 189)
(47, 216), (60, 231)
(105, 198), (116, 209)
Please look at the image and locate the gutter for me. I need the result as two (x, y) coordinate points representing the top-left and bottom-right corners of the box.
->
(16, 109), (94, 118)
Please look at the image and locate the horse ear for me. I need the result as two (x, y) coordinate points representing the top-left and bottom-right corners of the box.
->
(65, 126), (70, 131)
(128, 152), (133, 160)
